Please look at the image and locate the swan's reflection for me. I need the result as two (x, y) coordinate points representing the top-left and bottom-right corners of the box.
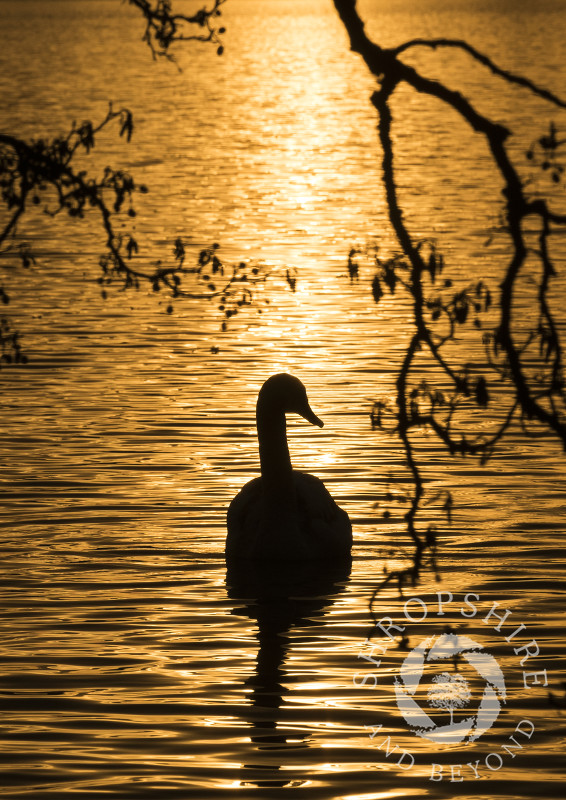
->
(225, 556), (352, 788)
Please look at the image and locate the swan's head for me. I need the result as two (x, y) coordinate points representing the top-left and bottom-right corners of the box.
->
(258, 373), (324, 427)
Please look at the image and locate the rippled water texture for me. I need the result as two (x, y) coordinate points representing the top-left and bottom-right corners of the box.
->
(0, 0), (565, 798)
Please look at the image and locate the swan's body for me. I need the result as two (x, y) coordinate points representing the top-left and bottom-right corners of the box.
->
(226, 374), (352, 560)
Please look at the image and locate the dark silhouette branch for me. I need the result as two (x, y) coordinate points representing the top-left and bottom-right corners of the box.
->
(335, 0), (565, 591)
(0, 102), (270, 365)
(127, 0), (227, 60)
(393, 38), (566, 111)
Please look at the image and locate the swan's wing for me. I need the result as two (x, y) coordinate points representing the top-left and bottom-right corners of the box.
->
(226, 477), (262, 557)
(293, 472), (343, 520)
(294, 472), (352, 556)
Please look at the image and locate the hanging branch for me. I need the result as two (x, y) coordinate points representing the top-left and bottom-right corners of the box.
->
(0, 104), (269, 365)
(333, 0), (566, 591)
(127, 0), (227, 60)
(0, 0), (237, 368)
(392, 37), (566, 110)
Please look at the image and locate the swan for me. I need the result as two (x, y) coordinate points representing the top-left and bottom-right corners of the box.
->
(226, 374), (352, 560)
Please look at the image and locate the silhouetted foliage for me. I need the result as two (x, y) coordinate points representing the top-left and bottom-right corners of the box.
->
(128, 0), (227, 62)
(333, 0), (566, 597)
(0, 9), (263, 365)
(0, 315), (26, 367)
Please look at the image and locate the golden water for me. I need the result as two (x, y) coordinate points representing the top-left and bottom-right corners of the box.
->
(0, 1), (565, 797)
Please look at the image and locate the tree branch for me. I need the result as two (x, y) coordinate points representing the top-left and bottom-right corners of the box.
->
(127, 0), (227, 60)
(393, 37), (566, 111)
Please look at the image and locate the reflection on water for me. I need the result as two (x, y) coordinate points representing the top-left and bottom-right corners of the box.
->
(0, 0), (565, 798)
(226, 558), (351, 787)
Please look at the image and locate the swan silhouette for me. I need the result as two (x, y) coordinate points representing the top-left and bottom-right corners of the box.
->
(226, 374), (352, 560)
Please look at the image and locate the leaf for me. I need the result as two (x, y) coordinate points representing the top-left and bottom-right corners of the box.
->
(198, 249), (211, 267)
(347, 248), (359, 281)
(119, 111), (134, 142)
(126, 236), (138, 259)
(453, 295), (468, 324)
(383, 262), (397, 293)
(475, 376), (489, 407)
(174, 238), (185, 265)
(443, 493), (453, 525)
(428, 252), (437, 281)
(371, 275), (383, 303)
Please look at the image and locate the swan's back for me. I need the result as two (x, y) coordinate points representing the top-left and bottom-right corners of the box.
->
(226, 471), (352, 560)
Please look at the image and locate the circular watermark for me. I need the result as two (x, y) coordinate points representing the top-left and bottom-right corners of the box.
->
(354, 591), (547, 782)
(394, 632), (506, 743)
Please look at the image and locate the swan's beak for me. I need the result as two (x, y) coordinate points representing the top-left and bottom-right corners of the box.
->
(301, 403), (324, 428)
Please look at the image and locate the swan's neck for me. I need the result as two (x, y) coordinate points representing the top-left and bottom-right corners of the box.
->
(256, 402), (295, 498)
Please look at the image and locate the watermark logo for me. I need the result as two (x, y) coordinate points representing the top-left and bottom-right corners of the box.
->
(394, 632), (506, 744)
(355, 591), (548, 781)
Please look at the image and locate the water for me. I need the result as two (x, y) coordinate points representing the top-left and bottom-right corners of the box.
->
(1, 0), (565, 797)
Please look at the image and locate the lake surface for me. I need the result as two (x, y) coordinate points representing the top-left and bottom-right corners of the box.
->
(0, 0), (565, 797)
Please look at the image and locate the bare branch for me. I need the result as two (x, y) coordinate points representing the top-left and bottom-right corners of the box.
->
(392, 38), (566, 110)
